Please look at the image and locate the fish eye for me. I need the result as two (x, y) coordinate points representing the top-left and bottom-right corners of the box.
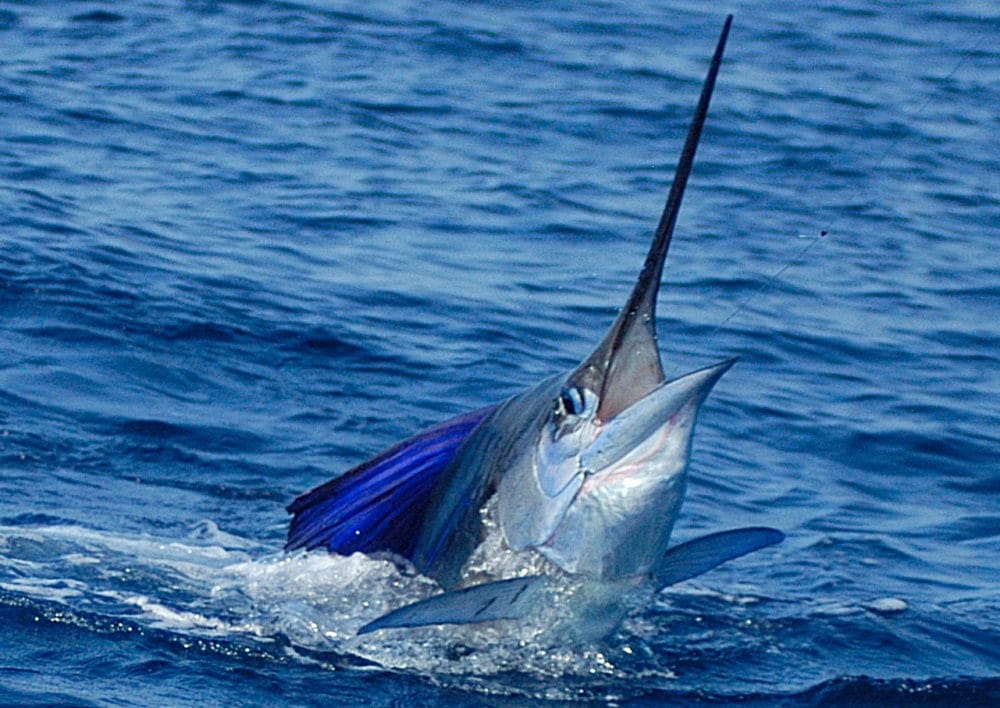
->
(557, 386), (586, 417)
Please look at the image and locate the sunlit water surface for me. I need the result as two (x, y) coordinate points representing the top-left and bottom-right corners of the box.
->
(1, 1), (998, 704)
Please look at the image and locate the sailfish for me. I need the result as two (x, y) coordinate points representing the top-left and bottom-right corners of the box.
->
(285, 15), (783, 635)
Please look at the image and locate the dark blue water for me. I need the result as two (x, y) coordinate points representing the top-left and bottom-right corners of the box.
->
(2, 1), (998, 704)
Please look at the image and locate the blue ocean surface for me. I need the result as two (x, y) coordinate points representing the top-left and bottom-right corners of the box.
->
(1, 1), (998, 704)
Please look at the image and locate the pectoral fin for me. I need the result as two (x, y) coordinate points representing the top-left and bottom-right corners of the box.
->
(357, 575), (547, 635)
(656, 527), (784, 590)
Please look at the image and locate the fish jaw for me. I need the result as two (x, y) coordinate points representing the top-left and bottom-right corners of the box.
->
(530, 359), (736, 580)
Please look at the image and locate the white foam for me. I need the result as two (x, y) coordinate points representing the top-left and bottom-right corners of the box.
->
(865, 597), (908, 614)
(0, 520), (673, 684)
(0, 576), (88, 602)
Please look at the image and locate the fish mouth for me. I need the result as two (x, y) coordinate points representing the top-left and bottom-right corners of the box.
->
(580, 357), (737, 475)
(525, 357), (736, 543)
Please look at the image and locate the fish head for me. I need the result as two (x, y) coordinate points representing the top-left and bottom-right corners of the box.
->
(497, 349), (736, 579)
(495, 15), (734, 580)
(536, 358), (735, 579)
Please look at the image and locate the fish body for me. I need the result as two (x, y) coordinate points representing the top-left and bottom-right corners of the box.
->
(411, 373), (565, 588)
(286, 15), (784, 635)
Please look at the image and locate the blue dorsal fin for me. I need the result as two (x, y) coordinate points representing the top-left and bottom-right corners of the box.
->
(655, 526), (784, 590)
(286, 404), (498, 560)
(357, 574), (547, 635)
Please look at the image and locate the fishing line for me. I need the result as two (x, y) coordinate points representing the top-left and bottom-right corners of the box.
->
(701, 22), (989, 342)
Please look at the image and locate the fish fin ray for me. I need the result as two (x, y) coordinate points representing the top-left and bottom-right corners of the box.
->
(285, 405), (497, 559)
(656, 526), (784, 590)
(357, 575), (546, 634)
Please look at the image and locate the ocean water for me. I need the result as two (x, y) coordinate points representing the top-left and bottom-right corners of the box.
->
(1, 0), (998, 704)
